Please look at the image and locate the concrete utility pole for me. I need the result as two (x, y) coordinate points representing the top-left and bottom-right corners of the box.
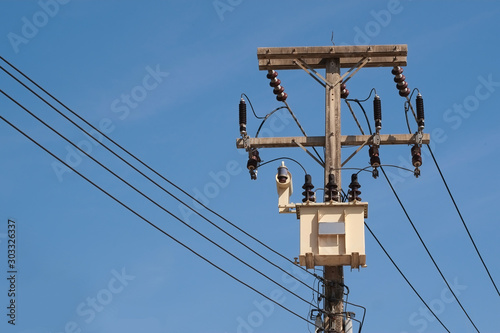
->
(324, 58), (343, 333)
(236, 44), (429, 332)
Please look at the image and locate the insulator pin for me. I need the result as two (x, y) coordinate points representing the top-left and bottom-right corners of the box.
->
(239, 98), (247, 135)
(247, 149), (261, 180)
(273, 86), (285, 94)
(341, 83), (349, 99)
(276, 92), (288, 102)
(269, 78), (281, 87)
(416, 93), (425, 130)
(392, 66), (410, 98)
(411, 145), (422, 167)
(399, 88), (410, 97)
(373, 95), (382, 131)
(266, 70), (278, 79)
(267, 69), (288, 102)
(369, 146), (380, 167)
(394, 74), (406, 83)
(325, 173), (339, 202)
(302, 174), (316, 203)
(396, 81), (408, 90)
(348, 174), (361, 202)
(391, 67), (403, 75)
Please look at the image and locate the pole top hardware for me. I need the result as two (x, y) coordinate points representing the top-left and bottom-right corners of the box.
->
(257, 44), (407, 70)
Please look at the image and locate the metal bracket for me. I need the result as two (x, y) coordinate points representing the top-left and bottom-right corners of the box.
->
(335, 56), (371, 88)
(241, 134), (250, 150)
(294, 58), (330, 87)
(415, 131), (423, 145)
(293, 139), (325, 168)
(341, 134), (374, 167)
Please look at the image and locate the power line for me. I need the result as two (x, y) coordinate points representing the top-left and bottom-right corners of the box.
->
(380, 166), (480, 332)
(403, 93), (498, 297)
(345, 98), (372, 135)
(0, 114), (316, 327)
(364, 222), (450, 332)
(340, 96), (469, 331)
(0, 89), (320, 309)
(241, 93), (266, 119)
(0, 57), (321, 283)
(255, 106), (288, 137)
(426, 144), (499, 296)
(258, 157), (307, 174)
(0, 74), (318, 297)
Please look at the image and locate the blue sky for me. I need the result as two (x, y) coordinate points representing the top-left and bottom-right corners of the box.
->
(0, 1), (499, 332)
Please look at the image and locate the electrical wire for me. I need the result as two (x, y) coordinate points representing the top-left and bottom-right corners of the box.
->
(364, 222), (451, 332)
(405, 93), (498, 297)
(346, 96), (457, 331)
(426, 144), (500, 297)
(241, 93), (266, 119)
(255, 106), (288, 137)
(258, 157), (307, 174)
(6, 57), (476, 331)
(0, 89), (321, 310)
(354, 164), (414, 175)
(404, 100), (413, 134)
(380, 166), (480, 332)
(0, 114), (316, 327)
(0, 76), (320, 294)
(350, 99), (372, 135)
(347, 88), (376, 103)
(344, 99), (365, 135)
(307, 277), (322, 333)
(0, 58), (323, 284)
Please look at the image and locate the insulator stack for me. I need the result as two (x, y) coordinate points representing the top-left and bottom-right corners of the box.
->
(267, 70), (288, 102)
(411, 145), (422, 168)
(348, 174), (361, 202)
(239, 98), (247, 135)
(369, 145), (380, 178)
(341, 83), (349, 99)
(369, 146), (380, 167)
(302, 174), (316, 203)
(325, 173), (339, 202)
(416, 93), (425, 130)
(373, 94), (382, 131)
(392, 66), (410, 97)
(247, 149), (261, 180)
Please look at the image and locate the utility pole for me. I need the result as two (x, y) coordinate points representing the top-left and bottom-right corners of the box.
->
(236, 44), (429, 332)
(324, 58), (343, 333)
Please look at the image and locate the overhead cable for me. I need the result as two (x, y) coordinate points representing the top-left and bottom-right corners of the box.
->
(0, 114), (316, 327)
(380, 166), (480, 332)
(0, 89), (320, 309)
(426, 144), (499, 297)
(364, 222), (450, 333)
(0, 58), (323, 285)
